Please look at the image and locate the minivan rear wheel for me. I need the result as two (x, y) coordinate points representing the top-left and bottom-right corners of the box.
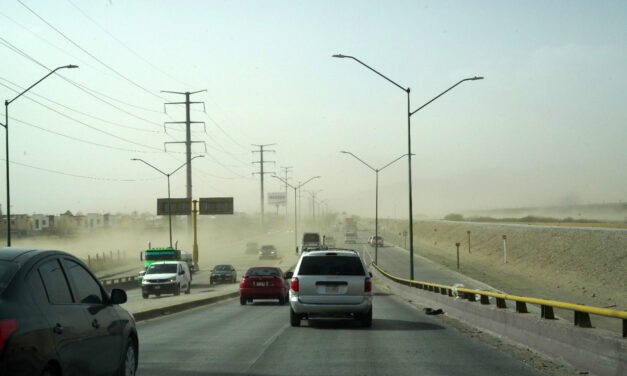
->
(290, 308), (301, 327)
(360, 308), (372, 328)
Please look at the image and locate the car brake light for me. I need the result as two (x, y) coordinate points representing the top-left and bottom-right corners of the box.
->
(290, 277), (299, 291)
(0, 319), (18, 355)
(364, 277), (372, 293)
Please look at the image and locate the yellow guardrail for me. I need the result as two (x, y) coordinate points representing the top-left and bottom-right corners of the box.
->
(372, 262), (627, 337)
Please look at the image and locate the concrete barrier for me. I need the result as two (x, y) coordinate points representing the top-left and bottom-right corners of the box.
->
(372, 265), (626, 376)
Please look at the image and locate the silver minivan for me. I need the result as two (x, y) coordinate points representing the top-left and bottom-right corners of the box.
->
(288, 249), (372, 327)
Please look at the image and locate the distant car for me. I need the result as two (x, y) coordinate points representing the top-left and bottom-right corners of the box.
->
(0, 248), (138, 376)
(289, 249), (373, 327)
(141, 261), (191, 298)
(259, 245), (278, 259)
(239, 266), (289, 305)
(368, 236), (383, 247)
(245, 242), (259, 254)
(210, 264), (237, 284)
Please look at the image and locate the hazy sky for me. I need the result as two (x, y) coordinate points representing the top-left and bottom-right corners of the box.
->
(1, 0), (625, 218)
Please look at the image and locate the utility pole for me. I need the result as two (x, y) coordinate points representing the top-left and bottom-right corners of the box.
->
(162, 90), (207, 230)
(280, 166), (292, 217)
(252, 144), (276, 230)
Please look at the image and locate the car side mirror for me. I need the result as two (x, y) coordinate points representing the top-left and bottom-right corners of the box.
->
(110, 289), (127, 305)
(179, 269), (185, 275)
(139, 270), (146, 277)
(284, 272), (293, 279)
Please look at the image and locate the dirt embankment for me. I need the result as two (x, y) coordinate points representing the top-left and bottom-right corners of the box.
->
(378, 219), (627, 312)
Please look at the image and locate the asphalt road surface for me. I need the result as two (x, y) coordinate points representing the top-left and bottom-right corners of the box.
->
(137, 288), (547, 376)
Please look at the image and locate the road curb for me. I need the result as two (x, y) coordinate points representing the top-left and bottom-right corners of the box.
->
(133, 292), (239, 322)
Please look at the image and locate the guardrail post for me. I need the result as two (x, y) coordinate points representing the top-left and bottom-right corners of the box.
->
(574, 311), (592, 328)
(467, 293), (477, 302)
(496, 298), (507, 308)
(480, 295), (490, 305)
(541, 305), (555, 319)
(447, 289), (453, 297)
(516, 301), (528, 313)
(623, 319), (626, 338)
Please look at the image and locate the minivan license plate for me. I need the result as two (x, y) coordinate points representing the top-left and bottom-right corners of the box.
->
(326, 285), (338, 293)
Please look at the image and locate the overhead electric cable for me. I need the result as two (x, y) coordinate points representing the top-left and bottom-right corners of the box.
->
(0, 158), (161, 182)
(18, 0), (167, 102)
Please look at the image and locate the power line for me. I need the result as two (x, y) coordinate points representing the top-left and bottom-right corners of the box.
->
(66, 0), (197, 91)
(0, 157), (161, 182)
(1, 114), (161, 154)
(0, 77), (160, 134)
(18, 0), (166, 102)
(0, 36), (165, 128)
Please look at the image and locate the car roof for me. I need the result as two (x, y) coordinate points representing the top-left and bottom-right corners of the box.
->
(0, 247), (70, 266)
(301, 249), (360, 257)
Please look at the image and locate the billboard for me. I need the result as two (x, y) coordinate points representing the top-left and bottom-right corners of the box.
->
(157, 198), (191, 215)
(268, 192), (287, 206)
(199, 197), (234, 215)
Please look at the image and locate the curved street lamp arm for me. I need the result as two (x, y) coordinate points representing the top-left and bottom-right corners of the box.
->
(298, 176), (321, 189)
(340, 150), (376, 172)
(272, 174), (295, 190)
(131, 158), (167, 177)
(333, 54), (408, 93)
(170, 155), (204, 176)
(7, 65), (78, 105)
(378, 153), (411, 172)
(410, 76), (484, 116)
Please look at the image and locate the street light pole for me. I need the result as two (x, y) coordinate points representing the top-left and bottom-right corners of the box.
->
(340, 151), (409, 264)
(272, 175), (320, 253)
(131, 155), (204, 248)
(333, 53), (483, 280)
(2, 64), (78, 246)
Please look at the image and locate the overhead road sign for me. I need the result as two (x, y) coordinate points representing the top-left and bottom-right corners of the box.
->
(199, 197), (234, 215)
(268, 192), (286, 206)
(157, 198), (191, 215)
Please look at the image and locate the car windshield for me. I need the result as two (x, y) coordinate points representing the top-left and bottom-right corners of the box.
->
(3, 2), (623, 373)
(246, 268), (280, 277)
(146, 264), (178, 274)
(298, 256), (365, 276)
(0, 261), (18, 294)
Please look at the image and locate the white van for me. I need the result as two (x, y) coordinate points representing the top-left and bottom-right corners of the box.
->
(141, 261), (191, 298)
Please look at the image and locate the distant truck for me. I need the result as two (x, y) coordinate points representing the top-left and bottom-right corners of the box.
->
(299, 232), (322, 253)
(139, 246), (194, 283)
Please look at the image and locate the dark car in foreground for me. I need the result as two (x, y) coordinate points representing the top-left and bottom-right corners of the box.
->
(0, 248), (138, 376)
(239, 266), (289, 305)
(210, 264), (237, 284)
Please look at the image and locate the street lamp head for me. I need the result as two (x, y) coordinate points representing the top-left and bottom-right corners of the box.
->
(332, 54), (346, 58)
(471, 76), (484, 80)
(65, 64), (79, 69)
(340, 151), (349, 154)
(130, 158), (139, 161)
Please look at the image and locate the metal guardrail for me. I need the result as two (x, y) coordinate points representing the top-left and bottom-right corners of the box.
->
(101, 275), (139, 285)
(372, 262), (627, 337)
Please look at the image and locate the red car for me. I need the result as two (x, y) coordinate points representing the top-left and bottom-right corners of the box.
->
(239, 266), (289, 305)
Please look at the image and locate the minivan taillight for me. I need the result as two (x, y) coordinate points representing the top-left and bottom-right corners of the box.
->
(290, 277), (299, 291)
(364, 277), (372, 293)
(0, 319), (18, 355)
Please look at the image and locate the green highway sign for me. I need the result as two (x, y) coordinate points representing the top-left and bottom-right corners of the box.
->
(199, 197), (233, 215)
(157, 198), (191, 215)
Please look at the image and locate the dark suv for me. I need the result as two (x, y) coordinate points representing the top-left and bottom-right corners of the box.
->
(210, 264), (237, 284)
(0, 248), (138, 376)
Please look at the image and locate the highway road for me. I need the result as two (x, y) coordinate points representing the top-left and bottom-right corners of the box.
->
(136, 287), (547, 376)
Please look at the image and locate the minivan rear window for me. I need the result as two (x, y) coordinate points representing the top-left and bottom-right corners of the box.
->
(298, 256), (365, 276)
